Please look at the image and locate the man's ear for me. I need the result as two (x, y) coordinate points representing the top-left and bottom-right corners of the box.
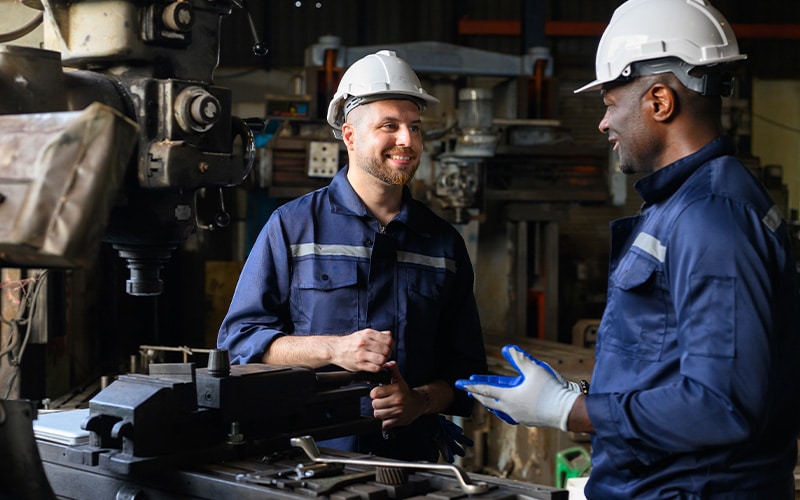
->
(341, 122), (356, 150)
(646, 83), (676, 123)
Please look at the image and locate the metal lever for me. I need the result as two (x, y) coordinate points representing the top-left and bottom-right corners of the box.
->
(194, 188), (231, 231)
(234, 0), (268, 56)
(214, 188), (231, 227)
(290, 435), (490, 495)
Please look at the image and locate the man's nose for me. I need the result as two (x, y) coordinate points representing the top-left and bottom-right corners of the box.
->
(395, 126), (412, 146)
(598, 111), (610, 134)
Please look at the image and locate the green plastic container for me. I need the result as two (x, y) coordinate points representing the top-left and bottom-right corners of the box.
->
(555, 446), (591, 489)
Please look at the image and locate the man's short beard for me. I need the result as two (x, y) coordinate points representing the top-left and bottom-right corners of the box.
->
(359, 157), (418, 185)
(619, 162), (636, 175)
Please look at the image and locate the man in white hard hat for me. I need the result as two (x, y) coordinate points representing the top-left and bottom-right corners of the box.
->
(458, 0), (800, 498)
(219, 50), (487, 462)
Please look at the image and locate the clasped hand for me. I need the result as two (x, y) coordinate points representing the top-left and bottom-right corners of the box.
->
(455, 345), (581, 432)
(333, 328), (392, 372)
(335, 331), (422, 429)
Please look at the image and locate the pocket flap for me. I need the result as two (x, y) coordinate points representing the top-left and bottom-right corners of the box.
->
(615, 255), (658, 291)
(295, 259), (358, 290)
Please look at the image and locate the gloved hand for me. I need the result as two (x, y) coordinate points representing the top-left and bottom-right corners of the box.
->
(434, 415), (473, 464)
(455, 345), (581, 432)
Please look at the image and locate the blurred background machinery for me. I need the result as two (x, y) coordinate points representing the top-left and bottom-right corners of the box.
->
(0, 0), (259, 296)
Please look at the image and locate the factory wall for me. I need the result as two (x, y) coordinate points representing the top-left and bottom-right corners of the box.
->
(752, 79), (800, 218)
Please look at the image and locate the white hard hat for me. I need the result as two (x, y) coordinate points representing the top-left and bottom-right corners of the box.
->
(327, 50), (439, 139)
(575, 0), (747, 95)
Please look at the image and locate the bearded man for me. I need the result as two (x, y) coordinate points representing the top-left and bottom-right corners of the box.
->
(218, 50), (487, 462)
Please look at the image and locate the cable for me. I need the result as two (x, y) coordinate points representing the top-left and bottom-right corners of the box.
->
(752, 113), (800, 135)
(1, 270), (48, 399)
(12, 271), (48, 368)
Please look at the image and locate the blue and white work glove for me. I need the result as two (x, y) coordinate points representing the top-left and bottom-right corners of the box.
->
(455, 345), (581, 432)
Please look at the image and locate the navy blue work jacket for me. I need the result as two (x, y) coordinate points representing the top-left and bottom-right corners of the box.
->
(218, 166), (487, 461)
(585, 136), (800, 499)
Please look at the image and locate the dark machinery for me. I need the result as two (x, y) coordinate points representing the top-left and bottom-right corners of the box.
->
(15, 351), (567, 499)
(0, 0), (262, 296)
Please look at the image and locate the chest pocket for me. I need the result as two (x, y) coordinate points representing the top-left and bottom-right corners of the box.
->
(601, 252), (669, 361)
(291, 258), (359, 333)
(405, 267), (444, 311)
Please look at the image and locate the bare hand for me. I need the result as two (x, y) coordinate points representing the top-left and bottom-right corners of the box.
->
(370, 361), (425, 430)
(331, 329), (392, 372)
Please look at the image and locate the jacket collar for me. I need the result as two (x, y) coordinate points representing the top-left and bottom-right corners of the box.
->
(327, 166), (433, 237)
(634, 135), (736, 205)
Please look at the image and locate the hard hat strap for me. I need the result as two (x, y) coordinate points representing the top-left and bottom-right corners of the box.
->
(343, 93), (425, 120)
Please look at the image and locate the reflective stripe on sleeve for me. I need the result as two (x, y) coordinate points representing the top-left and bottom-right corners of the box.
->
(762, 205), (782, 233)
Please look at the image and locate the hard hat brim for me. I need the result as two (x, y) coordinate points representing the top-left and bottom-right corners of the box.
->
(573, 79), (604, 94)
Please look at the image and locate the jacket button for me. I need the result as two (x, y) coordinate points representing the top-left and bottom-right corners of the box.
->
(321, 274), (329, 280)
(364, 239), (373, 246)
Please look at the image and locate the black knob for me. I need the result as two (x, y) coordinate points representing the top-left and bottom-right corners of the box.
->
(207, 349), (230, 378)
(214, 211), (231, 228)
(252, 42), (269, 56)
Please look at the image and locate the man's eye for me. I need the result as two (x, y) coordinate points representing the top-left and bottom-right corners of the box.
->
(410, 125), (421, 133)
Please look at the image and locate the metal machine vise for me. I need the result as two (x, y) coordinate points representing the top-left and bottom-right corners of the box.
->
(71, 354), (387, 475)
